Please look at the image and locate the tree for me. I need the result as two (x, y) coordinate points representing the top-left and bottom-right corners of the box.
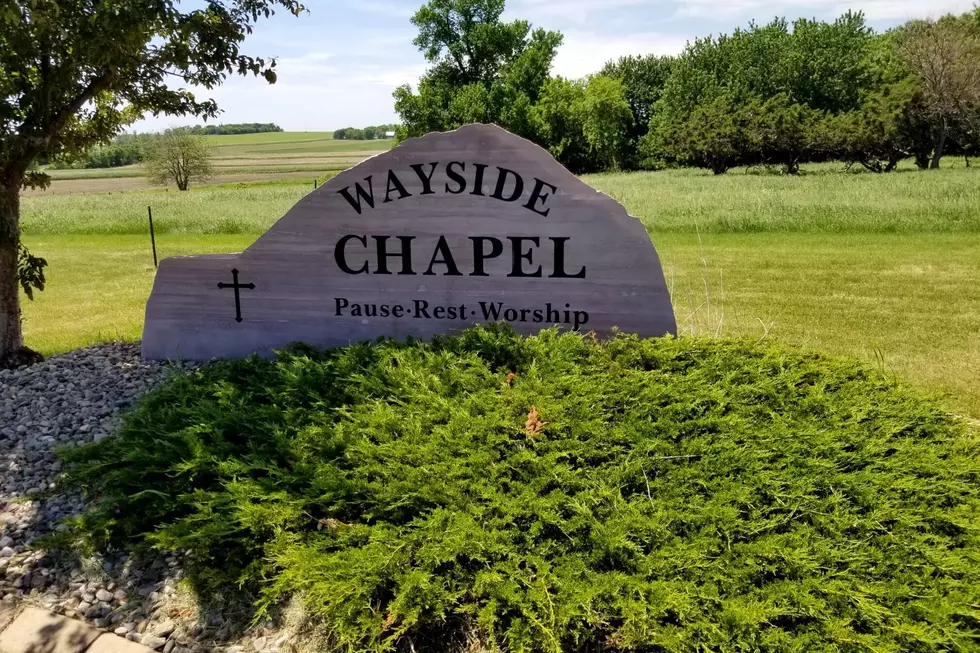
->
(642, 12), (880, 171)
(530, 75), (631, 173)
(648, 94), (764, 174)
(533, 77), (594, 173)
(145, 130), (215, 191)
(829, 79), (928, 173)
(783, 12), (876, 114)
(897, 15), (980, 168)
(600, 54), (675, 169)
(953, 108), (980, 166)
(411, 0), (533, 88)
(754, 94), (826, 174)
(0, 0), (303, 366)
(185, 123), (283, 135)
(393, 0), (562, 140)
(579, 76), (632, 170)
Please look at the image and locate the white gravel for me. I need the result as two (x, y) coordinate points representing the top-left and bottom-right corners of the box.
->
(0, 343), (281, 652)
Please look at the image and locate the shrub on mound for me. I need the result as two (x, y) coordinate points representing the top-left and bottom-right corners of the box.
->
(59, 326), (980, 652)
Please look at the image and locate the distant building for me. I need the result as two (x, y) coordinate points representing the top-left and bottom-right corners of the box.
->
(385, 131), (396, 139)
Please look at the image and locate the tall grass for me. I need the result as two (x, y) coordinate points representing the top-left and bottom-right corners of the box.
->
(22, 185), (310, 235)
(25, 164), (980, 236)
(585, 165), (980, 233)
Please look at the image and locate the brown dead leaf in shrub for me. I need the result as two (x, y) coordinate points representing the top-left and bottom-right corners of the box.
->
(505, 372), (517, 386)
(383, 612), (398, 629)
(525, 406), (548, 438)
(317, 518), (349, 532)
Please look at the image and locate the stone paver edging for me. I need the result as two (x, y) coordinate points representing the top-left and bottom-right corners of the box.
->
(0, 604), (154, 653)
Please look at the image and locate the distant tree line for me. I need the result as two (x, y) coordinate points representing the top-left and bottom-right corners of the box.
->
(395, 0), (980, 174)
(49, 127), (216, 190)
(48, 133), (153, 169)
(47, 123), (285, 170)
(183, 122), (283, 135)
(332, 125), (398, 140)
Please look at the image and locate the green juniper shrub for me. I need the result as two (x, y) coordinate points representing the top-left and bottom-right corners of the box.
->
(57, 326), (980, 652)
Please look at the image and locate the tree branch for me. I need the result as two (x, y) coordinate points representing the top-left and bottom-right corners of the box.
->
(48, 73), (114, 137)
(134, 52), (200, 84)
(7, 72), (114, 177)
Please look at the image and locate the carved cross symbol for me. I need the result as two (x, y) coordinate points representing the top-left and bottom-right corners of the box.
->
(216, 268), (255, 323)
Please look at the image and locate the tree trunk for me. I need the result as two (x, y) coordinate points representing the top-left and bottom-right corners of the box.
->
(0, 173), (24, 361)
(930, 122), (947, 169)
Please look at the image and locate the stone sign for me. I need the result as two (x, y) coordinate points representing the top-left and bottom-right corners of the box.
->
(141, 124), (676, 361)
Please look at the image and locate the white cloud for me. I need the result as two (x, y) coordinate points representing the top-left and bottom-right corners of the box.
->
(130, 46), (422, 132)
(275, 51), (339, 76)
(133, 78), (403, 132)
(511, 0), (656, 25)
(552, 30), (688, 79)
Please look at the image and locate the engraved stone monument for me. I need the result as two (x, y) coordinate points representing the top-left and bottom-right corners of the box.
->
(142, 124), (676, 360)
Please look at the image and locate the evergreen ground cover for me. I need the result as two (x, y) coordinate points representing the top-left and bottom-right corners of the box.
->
(57, 326), (980, 652)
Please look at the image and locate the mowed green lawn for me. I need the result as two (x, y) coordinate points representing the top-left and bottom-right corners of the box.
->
(19, 165), (980, 417)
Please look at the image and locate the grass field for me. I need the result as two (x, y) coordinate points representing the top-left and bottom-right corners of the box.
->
(35, 131), (392, 193)
(18, 160), (980, 417)
(208, 132), (392, 154)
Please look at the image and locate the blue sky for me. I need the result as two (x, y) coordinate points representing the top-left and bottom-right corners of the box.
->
(131, 0), (978, 132)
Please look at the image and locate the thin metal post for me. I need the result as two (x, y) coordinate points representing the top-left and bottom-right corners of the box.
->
(148, 206), (158, 268)
(314, 178), (318, 189)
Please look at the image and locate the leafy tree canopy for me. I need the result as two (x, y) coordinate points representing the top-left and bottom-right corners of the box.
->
(145, 128), (215, 191)
(0, 0), (303, 188)
(0, 0), (305, 365)
(412, 0), (528, 88)
(601, 55), (676, 131)
(895, 11), (980, 167)
(394, 0), (562, 141)
(637, 9), (980, 174)
(333, 125), (399, 140)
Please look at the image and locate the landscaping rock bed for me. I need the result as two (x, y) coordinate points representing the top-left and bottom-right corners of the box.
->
(0, 344), (280, 652)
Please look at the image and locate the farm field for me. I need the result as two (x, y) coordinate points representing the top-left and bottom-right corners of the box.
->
(18, 164), (980, 417)
(32, 131), (393, 195)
